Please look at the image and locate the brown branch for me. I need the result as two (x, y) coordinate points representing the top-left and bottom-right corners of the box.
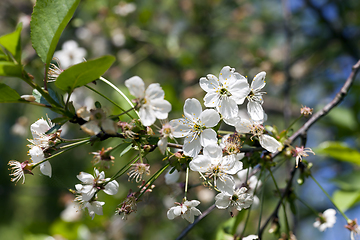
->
(258, 59), (360, 238)
(176, 204), (216, 240)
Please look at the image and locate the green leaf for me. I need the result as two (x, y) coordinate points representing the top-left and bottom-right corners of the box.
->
(55, 55), (115, 92)
(32, 88), (60, 106)
(333, 189), (360, 212)
(119, 143), (133, 157)
(30, 0), (80, 65)
(326, 107), (358, 131)
(0, 83), (21, 103)
(0, 23), (22, 63)
(315, 141), (360, 166)
(0, 61), (22, 77)
(332, 171), (360, 191)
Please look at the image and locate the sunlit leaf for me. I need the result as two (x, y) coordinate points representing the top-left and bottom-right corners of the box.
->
(333, 189), (360, 212)
(315, 141), (360, 166)
(0, 23), (22, 63)
(55, 55), (115, 92)
(30, 0), (80, 65)
(0, 61), (22, 77)
(0, 83), (21, 103)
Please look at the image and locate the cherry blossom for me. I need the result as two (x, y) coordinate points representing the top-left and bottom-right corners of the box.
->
(189, 144), (243, 194)
(125, 76), (172, 126)
(199, 66), (250, 118)
(313, 208), (336, 232)
(170, 98), (220, 157)
(215, 184), (253, 211)
(158, 121), (174, 155)
(76, 168), (119, 201)
(293, 146), (315, 167)
(53, 40), (87, 69)
(246, 72), (267, 122)
(167, 200), (202, 223)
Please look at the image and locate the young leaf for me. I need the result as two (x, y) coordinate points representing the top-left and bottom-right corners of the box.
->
(119, 143), (133, 157)
(0, 83), (21, 102)
(0, 23), (22, 63)
(0, 61), (22, 77)
(315, 141), (360, 166)
(30, 0), (80, 65)
(55, 55), (115, 92)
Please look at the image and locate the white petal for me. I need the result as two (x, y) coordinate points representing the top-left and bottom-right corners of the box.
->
(247, 101), (264, 122)
(217, 97), (238, 119)
(101, 119), (117, 134)
(139, 105), (156, 126)
(82, 187), (97, 201)
(183, 98), (202, 121)
(222, 155), (243, 175)
(158, 137), (168, 155)
(234, 119), (252, 133)
(251, 72), (266, 90)
(77, 172), (94, 184)
(165, 169), (180, 185)
(125, 76), (145, 98)
(169, 119), (191, 138)
(228, 80), (251, 104)
(104, 180), (119, 195)
(199, 109), (220, 127)
(216, 174), (235, 196)
(200, 129), (218, 147)
(215, 193), (231, 209)
(167, 206), (182, 219)
(183, 136), (202, 157)
(40, 161), (52, 177)
(151, 99), (172, 119)
(145, 83), (165, 100)
(203, 92), (219, 107)
(199, 76), (219, 92)
(184, 200), (201, 207)
(189, 155), (212, 173)
(81, 121), (101, 135)
(203, 144), (223, 159)
(218, 66), (232, 84)
(29, 146), (45, 163)
(259, 135), (282, 153)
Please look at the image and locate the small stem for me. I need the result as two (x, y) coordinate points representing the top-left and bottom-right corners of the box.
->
(310, 175), (349, 221)
(285, 115), (303, 134)
(99, 76), (140, 118)
(296, 196), (319, 216)
(137, 163), (169, 199)
(269, 168), (290, 236)
(218, 130), (235, 135)
(110, 155), (139, 181)
(59, 139), (90, 149)
(184, 167), (189, 200)
(85, 84), (134, 119)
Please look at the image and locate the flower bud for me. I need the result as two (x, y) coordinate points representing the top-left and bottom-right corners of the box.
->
(21, 95), (36, 102)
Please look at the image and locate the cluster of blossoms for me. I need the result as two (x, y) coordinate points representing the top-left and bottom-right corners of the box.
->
(8, 63), (322, 239)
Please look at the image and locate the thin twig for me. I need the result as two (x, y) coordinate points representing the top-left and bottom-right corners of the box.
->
(258, 59), (360, 238)
(176, 204), (216, 240)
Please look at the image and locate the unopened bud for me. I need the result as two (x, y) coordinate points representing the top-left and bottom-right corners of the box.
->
(21, 95), (36, 102)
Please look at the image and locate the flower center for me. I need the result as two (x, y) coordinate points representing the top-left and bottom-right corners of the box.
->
(250, 124), (264, 138)
(231, 194), (239, 201)
(219, 87), (231, 97)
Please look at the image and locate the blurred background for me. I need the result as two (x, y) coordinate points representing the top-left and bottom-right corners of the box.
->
(0, 0), (360, 239)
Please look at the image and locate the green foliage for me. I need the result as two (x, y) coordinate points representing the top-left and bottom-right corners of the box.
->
(0, 82), (21, 103)
(0, 61), (22, 77)
(332, 190), (360, 212)
(315, 141), (360, 166)
(0, 23), (22, 63)
(30, 0), (80, 66)
(55, 55), (115, 92)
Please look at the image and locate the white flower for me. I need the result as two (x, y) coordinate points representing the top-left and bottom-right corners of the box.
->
(189, 144), (243, 194)
(165, 169), (180, 185)
(127, 163), (150, 183)
(167, 200), (202, 223)
(215, 186), (253, 211)
(242, 235), (259, 240)
(237, 168), (262, 194)
(170, 98), (220, 157)
(158, 121), (174, 155)
(246, 72), (266, 121)
(293, 146), (315, 167)
(313, 208), (336, 232)
(234, 118), (282, 153)
(29, 145), (52, 177)
(200, 66), (250, 118)
(30, 117), (55, 149)
(8, 160), (33, 184)
(60, 202), (82, 222)
(76, 168), (119, 201)
(84, 200), (105, 220)
(125, 76), (172, 126)
(80, 108), (118, 135)
(220, 133), (245, 158)
(53, 40), (87, 69)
